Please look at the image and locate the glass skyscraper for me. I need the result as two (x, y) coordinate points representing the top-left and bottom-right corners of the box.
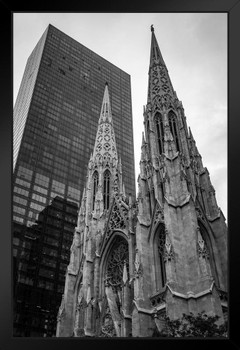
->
(13, 24), (135, 337)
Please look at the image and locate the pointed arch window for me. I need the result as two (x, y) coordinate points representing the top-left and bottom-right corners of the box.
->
(105, 235), (129, 291)
(92, 171), (99, 210)
(154, 113), (164, 155)
(154, 224), (166, 291)
(158, 225), (167, 288)
(103, 170), (110, 210)
(168, 111), (180, 152)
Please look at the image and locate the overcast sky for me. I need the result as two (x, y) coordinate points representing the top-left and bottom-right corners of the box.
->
(13, 13), (227, 221)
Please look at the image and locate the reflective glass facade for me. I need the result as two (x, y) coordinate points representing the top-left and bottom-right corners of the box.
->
(13, 24), (135, 337)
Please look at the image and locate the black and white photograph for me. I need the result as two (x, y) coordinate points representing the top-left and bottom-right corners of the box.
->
(13, 12), (228, 338)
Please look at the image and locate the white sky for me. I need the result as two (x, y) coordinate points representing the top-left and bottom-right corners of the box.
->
(13, 13), (227, 221)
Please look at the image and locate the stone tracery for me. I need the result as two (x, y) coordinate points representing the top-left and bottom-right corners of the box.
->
(105, 236), (129, 291)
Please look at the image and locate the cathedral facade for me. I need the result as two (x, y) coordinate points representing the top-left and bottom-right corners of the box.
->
(56, 27), (227, 337)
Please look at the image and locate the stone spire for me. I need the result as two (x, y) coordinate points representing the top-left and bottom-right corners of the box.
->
(91, 83), (118, 168)
(149, 25), (165, 68)
(147, 25), (175, 106)
(99, 82), (113, 125)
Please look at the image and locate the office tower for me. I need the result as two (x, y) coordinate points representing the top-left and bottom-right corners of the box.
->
(13, 24), (135, 337)
(57, 26), (227, 338)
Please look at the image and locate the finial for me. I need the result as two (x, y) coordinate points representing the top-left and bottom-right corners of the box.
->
(151, 24), (154, 32)
(105, 81), (108, 86)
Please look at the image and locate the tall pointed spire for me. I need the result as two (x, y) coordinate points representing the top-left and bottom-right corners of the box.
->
(150, 25), (165, 67)
(99, 82), (113, 125)
(147, 25), (175, 106)
(92, 83), (118, 167)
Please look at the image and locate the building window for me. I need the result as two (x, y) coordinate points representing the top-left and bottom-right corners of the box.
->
(39, 268), (55, 279)
(13, 237), (20, 246)
(15, 178), (31, 188)
(67, 185), (80, 202)
(38, 280), (54, 290)
(155, 112), (164, 155)
(168, 111), (180, 152)
(51, 180), (65, 195)
(154, 224), (166, 291)
(103, 170), (110, 210)
(158, 226), (167, 288)
(17, 273), (34, 285)
(13, 206), (26, 216)
(92, 171), (99, 210)
(41, 257), (57, 269)
(32, 193), (47, 204)
(106, 236), (129, 290)
(42, 246), (57, 257)
(13, 196), (27, 206)
(17, 166), (33, 181)
(35, 173), (49, 188)
(33, 185), (48, 195)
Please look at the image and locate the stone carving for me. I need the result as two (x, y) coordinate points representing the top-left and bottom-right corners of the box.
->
(96, 143), (102, 152)
(88, 159), (93, 170)
(104, 142), (111, 151)
(76, 290), (87, 311)
(105, 202), (127, 240)
(100, 305), (116, 337)
(105, 237), (129, 290)
(134, 248), (143, 278)
(153, 204), (164, 227)
(164, 124), (174, 142)
(104, 134), (110, 142)
(158, 225), (166, 259)
(197, 227), (209, 259)
(95, 153), (102, 165)
(113, 172), (119, 193)
(196, 207), (205, 221)
(164, 233), (174, 262)
(150, 290), (166, 307)
(145, 163), (152, 178)
(97, 135), (103, 142)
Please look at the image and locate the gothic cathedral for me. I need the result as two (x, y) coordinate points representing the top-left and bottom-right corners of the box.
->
(56, 26), (228, 337)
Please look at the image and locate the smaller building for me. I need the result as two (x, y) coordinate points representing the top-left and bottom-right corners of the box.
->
(13, 196), (78, 336)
